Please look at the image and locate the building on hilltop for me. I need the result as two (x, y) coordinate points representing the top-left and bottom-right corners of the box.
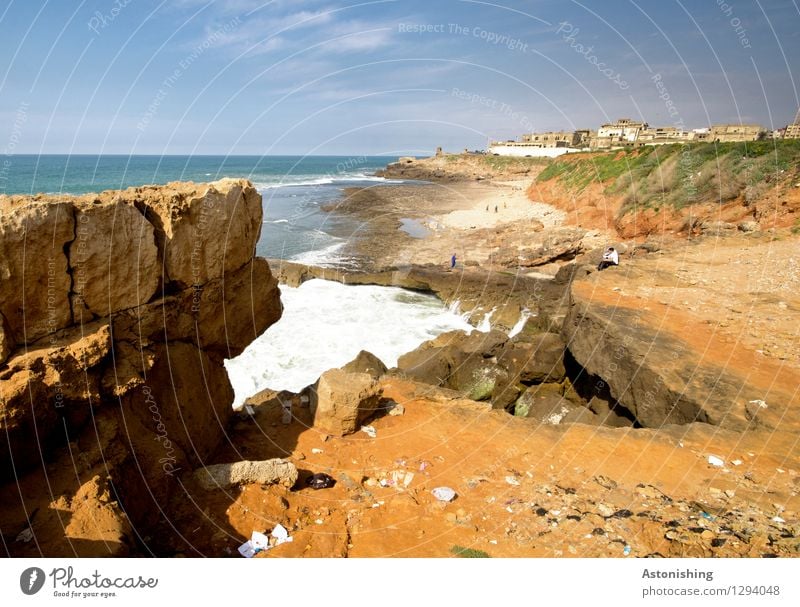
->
(708, 124), (764, 142)
(589, 118), (647, 149)
(785, 107), (800, 139)
(520, 131), (576, 148)
(637, 126), (694, 145)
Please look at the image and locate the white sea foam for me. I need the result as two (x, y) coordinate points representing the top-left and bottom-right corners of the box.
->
(253, 173), (408, 190)
(289, 241), (355, 268)
(508, 308), (534, 338)
(224, 279), (474, 407)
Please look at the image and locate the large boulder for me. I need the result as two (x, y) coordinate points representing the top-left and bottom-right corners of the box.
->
(0, 200), (74, 343)
(194, 459), (298, 490)
(341, 350), (388, 378)
(310, 369), (383, 436)
(397, 345), (466, 386)
(514, 386), (577, 423)
(70, 198), (160, 320)
(499, 332), (566, 384)
(447, 357), (509, 402)
(135, 178), (262, 288)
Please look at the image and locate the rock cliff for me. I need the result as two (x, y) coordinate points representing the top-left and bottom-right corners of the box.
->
(0, 179), (282, 555)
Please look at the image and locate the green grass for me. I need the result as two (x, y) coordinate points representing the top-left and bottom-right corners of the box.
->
(450, 545), (491, 558)
(535, 139), (800, 217)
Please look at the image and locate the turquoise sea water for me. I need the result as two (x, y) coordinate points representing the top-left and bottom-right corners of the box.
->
(0, 154), (400, 264)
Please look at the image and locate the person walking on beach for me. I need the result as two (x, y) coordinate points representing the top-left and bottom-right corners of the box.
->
(597, 247), (619, 271)
(450, 253), (456, 270)
(494, 205), (498, 213)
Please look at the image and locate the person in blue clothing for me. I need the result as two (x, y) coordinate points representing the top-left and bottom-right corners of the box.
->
(450, 253), (456, 269)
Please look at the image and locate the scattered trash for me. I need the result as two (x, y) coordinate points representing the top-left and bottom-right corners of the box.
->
(238, 541), (257, 558)
(271, 524), (292, 546)
(707, 455), (724, 467)
(732, 459), (742, 466)
(504, 476), (521, 486)
(315, 519), (324, 525)
(15, 528), (33, 543)
(700, 511), (715, 521)
(238, 525), (294, 558)
(488, 539), (497, 545)
(772, 516), (786, 523)
(419, 461), (430, 472)
(361, 425), (377, 438)
(307, 473), (336, 490)
(432, 487), (457, 502)
(311, 448), (324, 454)
(388, 403), (405, 416)
(749, 399), (768, 409)
(250, 531), (270, 551)
(623, 545), (632, 556)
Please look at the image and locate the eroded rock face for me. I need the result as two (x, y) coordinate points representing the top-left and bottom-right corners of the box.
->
(0, 201), (74, 343)
(0, 179), (282, 554)
(135, 178), (263, 289)
(562, 275), (764, 430)
(70, 199), (160, 320)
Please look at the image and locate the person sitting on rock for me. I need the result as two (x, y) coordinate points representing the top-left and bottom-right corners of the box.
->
(597, 247), (619, 271)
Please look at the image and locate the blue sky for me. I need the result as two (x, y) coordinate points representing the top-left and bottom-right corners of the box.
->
(1, 0), (798, 155)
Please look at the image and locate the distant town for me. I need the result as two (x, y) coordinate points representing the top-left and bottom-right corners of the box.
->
(488, 107), (800, 157)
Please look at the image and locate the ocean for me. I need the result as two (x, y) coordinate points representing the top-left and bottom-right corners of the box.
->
(1, 155), (478, 403)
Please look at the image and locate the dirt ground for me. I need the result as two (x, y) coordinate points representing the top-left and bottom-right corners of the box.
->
(163, 378), (799, 558)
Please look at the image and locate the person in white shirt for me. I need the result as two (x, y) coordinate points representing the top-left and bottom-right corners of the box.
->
(597, 246), (619, 271)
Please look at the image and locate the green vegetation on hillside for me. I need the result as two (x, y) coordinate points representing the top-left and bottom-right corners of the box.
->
(536, 139), (800, 215)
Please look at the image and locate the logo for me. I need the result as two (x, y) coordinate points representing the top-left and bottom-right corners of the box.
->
(20, 567), (46, 595)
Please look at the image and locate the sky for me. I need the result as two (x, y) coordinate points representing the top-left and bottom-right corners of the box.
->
(1, 0), (798, 155)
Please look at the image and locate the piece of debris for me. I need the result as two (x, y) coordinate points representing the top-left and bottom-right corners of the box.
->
(432, 487), (457, 502)
(707, 455), (725, 467)
(307, 473), (336, 490)
(505, 476), (521, 486)
(15, 528), (34, 543)
(361, 425), (377, 438)
(388, 403), (405, 416)
(238, 524), (293, 558)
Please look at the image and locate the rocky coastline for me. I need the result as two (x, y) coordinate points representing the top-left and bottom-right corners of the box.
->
(1, 162), (798, 558)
